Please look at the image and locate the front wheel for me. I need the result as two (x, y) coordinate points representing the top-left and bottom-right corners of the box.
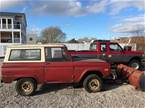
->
(16, 78), (37, 96)
(128, 59), (141, 70)
(83, 74), (102, 93)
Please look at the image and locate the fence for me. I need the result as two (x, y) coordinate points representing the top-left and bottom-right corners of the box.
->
(64, 43), (137, 51)
(0, 43), (21, 57)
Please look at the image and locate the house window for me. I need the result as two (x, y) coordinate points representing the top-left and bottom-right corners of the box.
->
(29, 38), (33, 41)
(1, 32), (12, 43)
(2, 19), (6, 29)
(14, 32), (20, 43)
(8, 19), (12, 29)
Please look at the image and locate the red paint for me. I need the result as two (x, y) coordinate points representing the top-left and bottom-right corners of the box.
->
(1, 58), (110, 84)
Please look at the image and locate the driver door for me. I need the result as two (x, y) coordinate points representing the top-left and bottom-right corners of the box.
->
(44, 47), (74, 83)
(108, 43), (124, 63)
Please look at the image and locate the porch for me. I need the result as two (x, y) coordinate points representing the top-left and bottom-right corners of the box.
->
(0, 31), (22, 43)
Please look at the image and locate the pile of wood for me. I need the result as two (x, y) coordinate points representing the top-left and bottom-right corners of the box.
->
(113, 36), (145, 51)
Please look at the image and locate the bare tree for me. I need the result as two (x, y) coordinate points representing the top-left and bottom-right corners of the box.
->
(40, 26), (66, 43)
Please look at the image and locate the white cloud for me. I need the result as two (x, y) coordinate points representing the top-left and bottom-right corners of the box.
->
(30, 0), (107, 16)
(0, 0), (25, 10)
(0, 0), (144, 16)
(112, 14), (145, 34)
(109, 0), (145, 15)
(26, 0), (145, 16)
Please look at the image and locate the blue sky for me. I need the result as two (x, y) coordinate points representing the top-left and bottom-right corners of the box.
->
(0, 0), (145, 40)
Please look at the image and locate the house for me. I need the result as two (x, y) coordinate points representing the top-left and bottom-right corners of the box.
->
(27, 31), (38, 44)
(0, 12), (27, 57)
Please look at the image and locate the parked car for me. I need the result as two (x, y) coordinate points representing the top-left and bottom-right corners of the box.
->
(69, 40), (145, 70)
(1, 44), (111, 96)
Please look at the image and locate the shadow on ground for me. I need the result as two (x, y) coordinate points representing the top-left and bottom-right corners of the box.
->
(34, 80), (126, 96)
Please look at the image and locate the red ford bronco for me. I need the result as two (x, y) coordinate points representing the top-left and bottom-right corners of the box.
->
(69, 40), (145, 70)
(1, 44), (110, 96)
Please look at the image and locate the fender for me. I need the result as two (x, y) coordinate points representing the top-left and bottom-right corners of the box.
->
(76, 68), (103, 82)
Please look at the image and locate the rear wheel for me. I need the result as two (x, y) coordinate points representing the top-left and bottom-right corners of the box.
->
(128, 59), (141, 70)
(16, 78), (37, 96)
(83, 74), (102, 93)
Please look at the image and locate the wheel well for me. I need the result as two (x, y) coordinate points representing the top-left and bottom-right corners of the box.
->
(15, 77), (37, 84)
(129, 57), (141, 63)
(80, 71), (103, 84)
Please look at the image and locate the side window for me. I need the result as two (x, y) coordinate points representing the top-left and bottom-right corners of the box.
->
(101, 44), (107, 52)
(90, 43), (97, 51)
(45, 47), (67, 62)
(110, 44), (122, 52)
(9, 49), (41, 61)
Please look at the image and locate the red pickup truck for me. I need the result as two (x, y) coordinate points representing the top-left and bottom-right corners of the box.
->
(69, 40), (145, 70)
(1, 44), (111, 96)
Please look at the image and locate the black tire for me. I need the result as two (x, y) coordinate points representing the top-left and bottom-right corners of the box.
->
(83, 74), (102, 93)
(128, 59), (141, 70)
(16, 78), (37, 96)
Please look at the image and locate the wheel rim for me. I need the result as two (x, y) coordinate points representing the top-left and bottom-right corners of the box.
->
(88, 79), (100, 91)
(21, 81), (33, 95)
(131, 62), (139, 69)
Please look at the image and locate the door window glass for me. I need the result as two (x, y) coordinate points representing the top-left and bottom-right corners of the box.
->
(45, 47), (67, 62)
(110, 44), (122, 52)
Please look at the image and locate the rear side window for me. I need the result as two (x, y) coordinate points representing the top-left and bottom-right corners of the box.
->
(90, 43), (97, 51)
(9, 49), (41, 61)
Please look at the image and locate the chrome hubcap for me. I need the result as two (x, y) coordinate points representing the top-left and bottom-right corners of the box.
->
(131, 63), (139, 69)
(21, 81), (33, 94)
(89, 79), (100, 91)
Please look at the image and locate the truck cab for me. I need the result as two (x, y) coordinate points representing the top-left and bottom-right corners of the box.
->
(1, 44), (110, 96)
(69, 40), (145, 70)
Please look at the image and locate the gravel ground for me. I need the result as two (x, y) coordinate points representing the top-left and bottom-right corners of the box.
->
(0, 82), (145, 108)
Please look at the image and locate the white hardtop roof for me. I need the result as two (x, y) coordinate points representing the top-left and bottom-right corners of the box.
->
(8, 44), (65, 48)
